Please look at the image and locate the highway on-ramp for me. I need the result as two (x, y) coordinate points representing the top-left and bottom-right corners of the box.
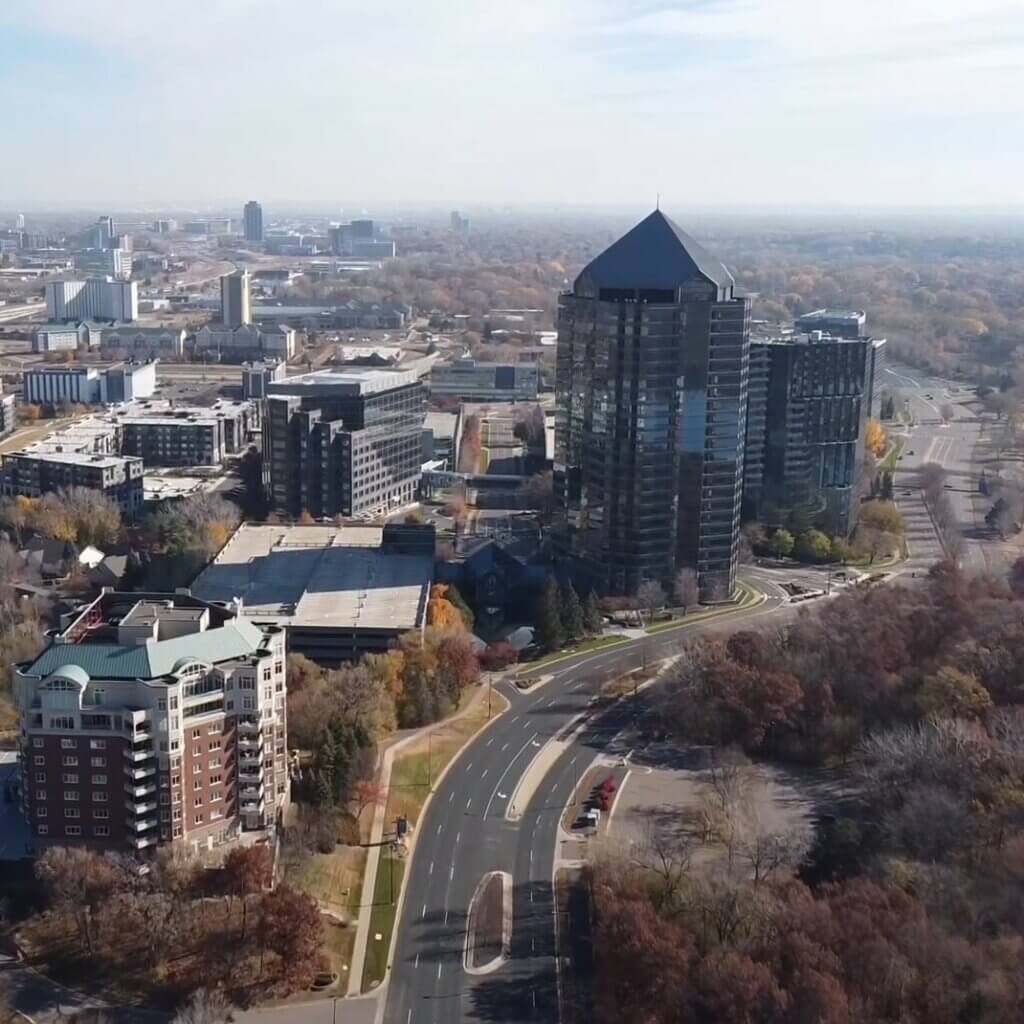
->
(381, 582), (785, 1024)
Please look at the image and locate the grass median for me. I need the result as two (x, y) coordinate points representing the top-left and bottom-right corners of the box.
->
(360, 684), (509, 993)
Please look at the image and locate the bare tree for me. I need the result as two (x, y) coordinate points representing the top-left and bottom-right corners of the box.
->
(673, 568), (700, 614)
(940, 402), (955, 424)
(631, 825), (693, 912)
(636, 580), (666, 624)
(172, 988), (235, 1024)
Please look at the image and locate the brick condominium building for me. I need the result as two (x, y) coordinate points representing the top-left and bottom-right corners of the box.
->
(12, 591), (288, 854)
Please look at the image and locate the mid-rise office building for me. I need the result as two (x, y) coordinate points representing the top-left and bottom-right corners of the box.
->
(115, 400), (256, 466)
(243, 201), (264, 244)
(796, 308), (867, 340)
(450, 211), (470, 235)
(263, 367), (425, 518)
(430, 359), (540, 401)
(13, 590), (288, 852)
(554, 210), (750, 601)
(743, 329), (886, 533)
(76, 248), (132, 280)
(2, 451), (143, 518)
(220, 270), (252, 327)
(46, 278), (138, 323)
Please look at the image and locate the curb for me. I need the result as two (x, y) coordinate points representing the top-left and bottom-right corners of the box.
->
(364, 685), (511, 1007)
(462, 870), (512, 976)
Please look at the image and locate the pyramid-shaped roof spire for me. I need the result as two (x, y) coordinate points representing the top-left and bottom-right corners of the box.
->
(576, 210), (733, 292)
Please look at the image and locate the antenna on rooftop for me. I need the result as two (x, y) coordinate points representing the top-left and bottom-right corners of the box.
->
(656, 192), (660, 211)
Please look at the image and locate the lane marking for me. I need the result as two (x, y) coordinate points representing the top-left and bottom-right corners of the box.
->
(510, 716), (519, 725)
(455, 831), (461, 844)
(437, 963), (443, 980)
(448, 792), (454, 803)
(429, 861), (434, 875)
(450, 863), (455, 880)
(483, 731), (540, 817)
(414, 953), (419, 969)
(407, 1010), (412, 1024)
(444, 908), (449, 925)
(422, 902), (427, 918)
(466, 797), (472, 812)
(481, 768), (489, 779)
(485, 737), (494, 747)
(501, 742), (509, 752)
(436, 824), (442, 836)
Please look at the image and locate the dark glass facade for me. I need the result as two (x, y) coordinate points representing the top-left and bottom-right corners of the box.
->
(554, 212), (749, 602)
(263, 371), (425, 518)
(743, 333), (876, 534)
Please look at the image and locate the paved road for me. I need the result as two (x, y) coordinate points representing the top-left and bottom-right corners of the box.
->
(884, 364), (995, 576)
(382, 582), (785, 1024)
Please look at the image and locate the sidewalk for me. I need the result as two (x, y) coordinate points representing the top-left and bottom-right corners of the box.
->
(346, 682), (505, 996)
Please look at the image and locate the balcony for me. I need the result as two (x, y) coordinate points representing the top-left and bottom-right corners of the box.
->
(127, 799), (158, 816)
(124, 763), (157, 781)
(236, 716), (261, 734)
(129, 833), (158, 851)
(124, 781), (157, 799)
(240, 798), (265, 815)
(123, 745), (156, 761)
(127, 815), (158, 833)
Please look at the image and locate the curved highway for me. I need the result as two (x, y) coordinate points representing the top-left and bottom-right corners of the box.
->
(382, 580), (786, 1024)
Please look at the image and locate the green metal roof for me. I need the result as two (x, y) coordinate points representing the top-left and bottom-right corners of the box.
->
(26, 619), (266, 682)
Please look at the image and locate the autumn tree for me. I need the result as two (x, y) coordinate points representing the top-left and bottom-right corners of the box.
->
(795, 529), (831, 563)
(857, 500), (904, 536)
(915, 665), (993, 720)
(256, 885), (322, 992)
(864, 417), (887, 458)
(426, 583), (467, 632)
(480, 640), (518, 670)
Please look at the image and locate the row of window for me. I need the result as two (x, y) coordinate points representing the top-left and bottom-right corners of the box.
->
(38, 824), (109, 838)
(36, 806), (109, 819)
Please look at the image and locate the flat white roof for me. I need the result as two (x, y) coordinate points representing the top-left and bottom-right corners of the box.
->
(191, 523), (431, 633)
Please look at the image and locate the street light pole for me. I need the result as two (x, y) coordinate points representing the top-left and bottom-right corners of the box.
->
(487, 675), (492, 718)
(427, 730), (432, 790)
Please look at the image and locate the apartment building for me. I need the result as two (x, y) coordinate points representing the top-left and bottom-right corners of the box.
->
(13, 591), (288, 853)
(24, 363), (156, 406)
(430, 359), (540, 401)
(98, 325), (186, 359)
(114, 400), (256, 466)
(194, 323), (295, 361)
(1, 451), (144, 518)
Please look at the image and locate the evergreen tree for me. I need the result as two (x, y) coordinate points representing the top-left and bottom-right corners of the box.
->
(317, 730), (337, 805)
(583, 590), (604, 635)
(535, 576), (566, 653)
(560, 582), (585, 641)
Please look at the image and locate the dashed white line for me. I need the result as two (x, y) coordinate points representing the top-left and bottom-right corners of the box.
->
(466, 797), (473, 812)
(444, 908), (449, 925)
(481, 768), (489, 779)
(465, 761), (473, 772)
(421, 902), (427, 918)
(436, 823), (442, 836)
(485, 737), (494, 747)
(437, 963), (443, 980)
(501, 742), (509, 752)
(449, 864), (455, 880)
(510, 716), (520, 725)
(414, 953), (419, 969)
(429, 861), (434, 875)
(483, 731), (540, 817)
(448, 792), (454, 803)
(407, 1009), (413, 1024)
(455, 831), (461, 844)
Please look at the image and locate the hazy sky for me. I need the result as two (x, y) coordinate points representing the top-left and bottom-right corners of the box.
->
(3, 0), (1023, 209)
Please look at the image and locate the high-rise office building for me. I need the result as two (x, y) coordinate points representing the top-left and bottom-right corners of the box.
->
(15, 213), (25, 230)
(743, 329), (886, 534)
(554, 210), (750, 602)
(220, 270), (252, 327)
(263, 367), (425, 519)
(12, 590), (288, 853)
(243, 201), (264, 243)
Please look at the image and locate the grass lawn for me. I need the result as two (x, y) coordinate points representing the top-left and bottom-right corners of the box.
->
(361, 851), (406, 992)
(526, 635), (629, 670)
(289, 845), (367, 914)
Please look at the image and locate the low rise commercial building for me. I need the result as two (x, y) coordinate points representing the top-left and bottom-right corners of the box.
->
(33, 325), (85, 353)
(194, 323), (295, 361)
(242, 360), (286, 399)
(430, 359), (540, 401)
(192, 522), (433, 663)
(98, 325), (186, 359)
(12, 590), (288, 852)
(1, 451), (143, 518)
(24, 363), (157, 406)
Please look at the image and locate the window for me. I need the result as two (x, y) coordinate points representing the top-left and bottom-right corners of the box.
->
(208, 758), (221, 769)
(193, 796), (203, 807)
(191, 728), (201, 739)
(158, 699), (167, 712)
(193, 779), (202, 791)
(64, 807), (80, 819)
(160, 809), (170, 821)
(90, 756), (106, 767)
(159, 741), (168, 752)
(210, 809), (224, 821)
(193, 814), (203, 825)
(92, 775), (107, 785)
(64, 790), (79, 801)
(208, 722), (221, 735)
(33, 737), (44, 749)
(36, 789), (47, 801)
(90, 739), (106, 750)
(193, 762), (202, 774)
(51, 717), (75, 730)
(159, 792), (169, 805)
(61, 774), (78, 784)
(262, 667), (271, 682)
(64, 825), (82, 837)
(173, 807), (182, 821)
(173, 825), (182, 838)
(209, 773), (222, 785)
(208, 740), (221, 752)
(169, 696), (178, 710)
(171, 772), (180, 787)
(34, 772), (45, 783)
(242, 697), (255, 711)
(263, 688), (272, 702)
(34, 755), (45, 766)
(93, 825), (110, 838)
(192, 746), (202, 757)
(94, 791), (108, 803)
(170, 740), (179, 752)
(93, 808), (109, 820)
(60, 738), (77, 749)
(210, 790), (222, 803)
(36, 806), (47, 818)
(61, 756), (78, 767)
(37, 824), (48, 836)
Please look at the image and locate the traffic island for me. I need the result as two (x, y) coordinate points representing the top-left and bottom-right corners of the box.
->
(464, 871), (511, 974)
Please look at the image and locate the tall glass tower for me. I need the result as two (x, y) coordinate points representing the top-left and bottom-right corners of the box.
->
(554, 211), (749, 601)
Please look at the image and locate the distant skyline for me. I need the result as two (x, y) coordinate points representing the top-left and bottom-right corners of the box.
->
(2, 0), (1023, 207)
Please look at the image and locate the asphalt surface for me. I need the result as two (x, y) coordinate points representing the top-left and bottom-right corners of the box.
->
(382, 583), (785, 1024)
(884, 364), (996, 576)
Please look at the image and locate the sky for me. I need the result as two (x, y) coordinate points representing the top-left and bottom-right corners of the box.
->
(2, 0), (1023, 210)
